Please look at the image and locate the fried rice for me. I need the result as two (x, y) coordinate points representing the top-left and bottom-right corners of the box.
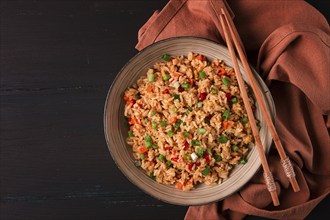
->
(123, 52), (256, 191)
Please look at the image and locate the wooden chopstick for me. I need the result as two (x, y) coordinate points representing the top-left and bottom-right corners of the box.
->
(219, 12), (280, 206)
(220, 8), (300, 193)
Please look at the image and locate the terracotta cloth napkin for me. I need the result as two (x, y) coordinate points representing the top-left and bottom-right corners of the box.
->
(135, 0), (330, 219)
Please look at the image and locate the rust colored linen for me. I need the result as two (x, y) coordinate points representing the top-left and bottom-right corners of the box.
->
(136, 0), (330, 219)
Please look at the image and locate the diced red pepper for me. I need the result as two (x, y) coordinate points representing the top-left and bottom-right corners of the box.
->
(183, 142), (189, 150)
(138, 146), (148, 154)
(204, 154), (211, 162)
(218, 68), (226, 76)
(162, 88), (169, 94)
(145, 84), (153, 92)
(126, 99), (136, 106)
(196, 54), (205, 61)
(123, 95), (130, 102)
(196, 54), (206, 61)
(176, 182), (184, 189)
(164, 146), (172, 151)
(171, 157), (179, 162)
(168, 117), (177, 124)
(128, 118), (139, 125)
(225, 93), (232, 103)
(188, 163), (193, 171)
(178, 86), (184, 92)
(188, 78), (194, 86)
(199, 92), (207, 101)
(195, 162), (201, 167)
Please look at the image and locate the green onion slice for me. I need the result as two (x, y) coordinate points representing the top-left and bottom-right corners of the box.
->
(128, 131), (134, 137)
(199, 71), (206, 78)
(152, 121), (157, 129)
(202, 168), (210, 176)
(219, 135), (228, 144)
(163, 74), (170, 81)
(197, 147), (203, 156)
(183, 131), (190, 138)
(197, 128), (206, 135)
(192, 140), (201, 146)
(162, 54), (171, 61)
(160, 121), (167, 127)
(232, 145), (239, 152)
(240, 157), (248, 164)
(158, 154), (165, 161)
(222, 77), (230, 86)
(151, 109), (157, 116)
(215, 155), (222, 162)
(148, 73), (155, 82)
(242, 116), (249, 124)
(222, 110), (230, 120)
(167, 130), (174, 137)
(231, 97), (238, 103)
(182, 83), (190, 89)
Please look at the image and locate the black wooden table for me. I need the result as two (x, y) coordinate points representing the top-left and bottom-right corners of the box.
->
(1, 1), (329, 219)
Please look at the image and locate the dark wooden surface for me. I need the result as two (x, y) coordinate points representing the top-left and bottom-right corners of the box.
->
(0, 1), (329, 219)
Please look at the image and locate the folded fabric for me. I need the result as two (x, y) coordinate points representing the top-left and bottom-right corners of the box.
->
(135, 0), (330, 219)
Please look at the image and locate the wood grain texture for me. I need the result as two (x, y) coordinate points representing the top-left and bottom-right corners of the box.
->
(1, 1), (188, 219)
(0, 0), (328, 219)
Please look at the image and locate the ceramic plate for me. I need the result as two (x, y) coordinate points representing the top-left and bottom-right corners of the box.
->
(104, 37), (275, 205)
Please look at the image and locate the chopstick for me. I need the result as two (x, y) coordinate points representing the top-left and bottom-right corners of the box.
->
(220, 8), (300, 193)
(219, 12), (280, 206)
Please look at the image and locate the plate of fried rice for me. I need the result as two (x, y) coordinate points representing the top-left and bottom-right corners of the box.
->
(104, 37), (275, 205)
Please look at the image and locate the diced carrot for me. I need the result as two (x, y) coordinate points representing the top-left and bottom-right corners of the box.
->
(135, 124), (142, 130)
(218, 68), (226, 76)
(168, 116), (177, 124)
(170, 71), (182, 79)
(223, 120), (234, 129)
(222, 121), (228, 129)
(138, 146), (148, 154)
(230, 71), (236, 76)
(176, 182), (184, 189)
(123, 95), (130, 101)
(188, 78), (194, 86)
(227, 121), (234, 128)
(162, 88), (169, 94)
(128, 118), (139, 125)
(146, 84), (153, 93)
(196, 54), (205, 61)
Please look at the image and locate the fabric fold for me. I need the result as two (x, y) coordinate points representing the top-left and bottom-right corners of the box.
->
(135, 0), (330, 219)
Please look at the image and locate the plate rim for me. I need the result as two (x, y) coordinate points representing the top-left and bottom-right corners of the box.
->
(103, 36), (276, 206)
